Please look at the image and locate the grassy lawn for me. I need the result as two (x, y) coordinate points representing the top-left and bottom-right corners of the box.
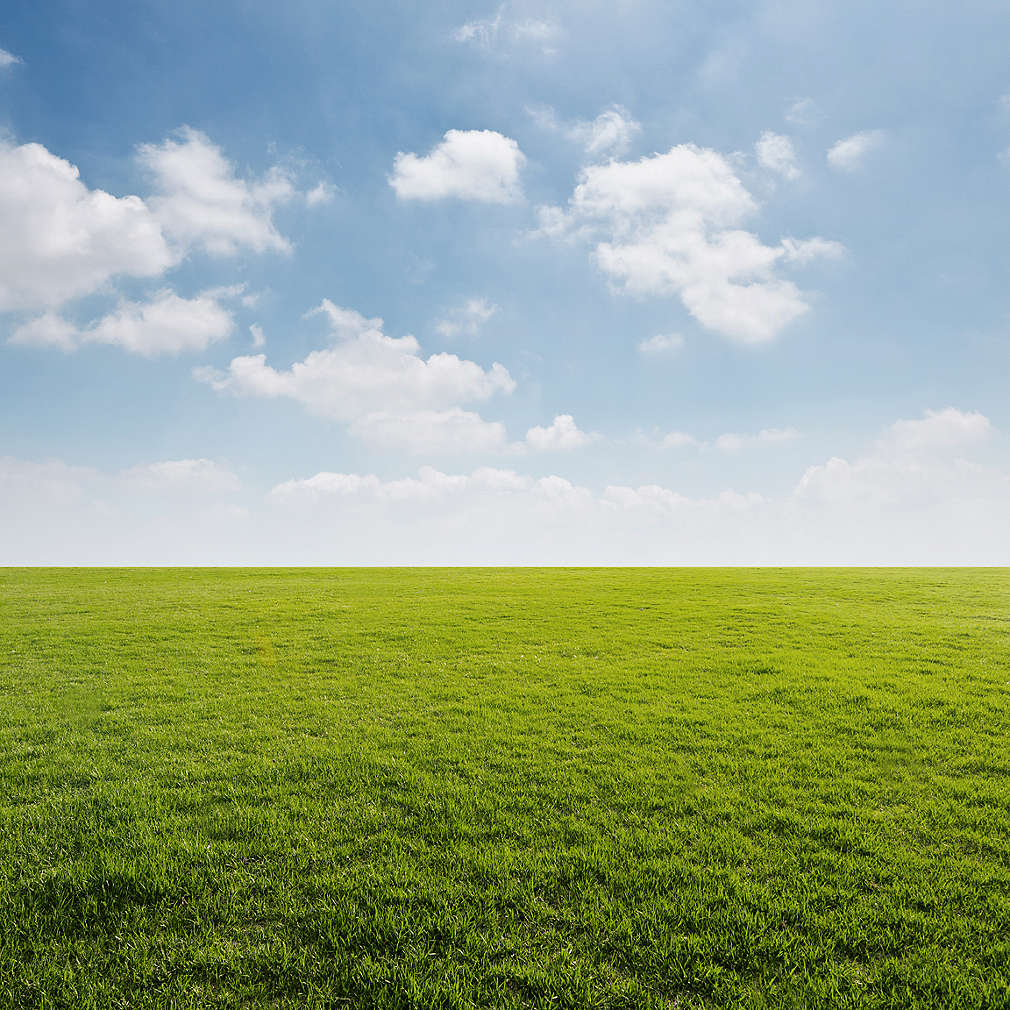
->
(2, 568), (1010, 1008)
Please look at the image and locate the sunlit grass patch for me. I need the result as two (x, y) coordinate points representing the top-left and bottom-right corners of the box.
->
(2, 568), (1009, 1008)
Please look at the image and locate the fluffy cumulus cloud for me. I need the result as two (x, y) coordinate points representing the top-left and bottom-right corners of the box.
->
(434, 297), (499, 338)
(0, 46), (22, 68)
(534, 143), (841, 343)
(0, 128), (301, 326)
(11, 288), (237, 355)
(827, 130), (885, 172)
(390, 130), (525, 203)
(882, 406), (991, 453)
(795, 409), (998, 511)
(524, 414), (594, 450)
(0, 141), (175, 312)
(195, 300), (516, 453)
(138, 127), (295, 256)
(755, 131), (800, 180)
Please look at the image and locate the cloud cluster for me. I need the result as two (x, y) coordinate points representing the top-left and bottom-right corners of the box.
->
(269, 463), (754, 516)
(524, 414), (595, 450)
(195, 300), (517, 453)
(3, 128), (307, 356)
(795, 408), (995, 508)
(390, 130), (525, 203)
(137, 127), (295, 256)
(0, 141), (175, 312)
(535, 143), (841, 343)
(11, 288), (237, 355)
(2, 409), (1006, 565)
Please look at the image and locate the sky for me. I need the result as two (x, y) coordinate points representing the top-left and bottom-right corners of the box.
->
(2, 0), (1010, 564)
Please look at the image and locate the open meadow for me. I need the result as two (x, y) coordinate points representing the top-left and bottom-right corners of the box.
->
(3, 568), (1010, 1008)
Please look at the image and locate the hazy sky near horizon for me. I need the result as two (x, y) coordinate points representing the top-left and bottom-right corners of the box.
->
(2, 0), (1010, 563)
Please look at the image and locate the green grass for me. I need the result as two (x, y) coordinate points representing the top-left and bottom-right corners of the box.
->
(3, 569), (1010, 1008)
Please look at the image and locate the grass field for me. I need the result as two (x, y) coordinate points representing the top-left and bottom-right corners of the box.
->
(3, 569), (1010, 1008)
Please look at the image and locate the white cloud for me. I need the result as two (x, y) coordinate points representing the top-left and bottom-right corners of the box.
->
(434, 297), (499, 338)
(603, 483), (690, 510)
(525, 414), (595, 451)
(351, 409), (510, 454)
(827, 130), (885, 172)
(8, 313), (80, 351)
(271, 465), (599, 512)
(550, 105), (641, 159)
(660, 430), (700, 449)
(272, 465), (472, 504)
(196, 300), (516, 453)
(603, 484), (764, 512)
(715, 427), (799, 451)
(137, 126), (295, 255)
(453, 6), (561, 54)
(638, 333), (685, 355)
(794, 453), (1008, 513)
(795, 408), (996, 510)
(0, 128), (305, 318)
(0, 455), (248, 564)
(534, 144), (840, 343)
(11, 288), (236, 356)
(785, 98), (818, 127)
(779, 236), (846, 264)
(755, 131), (800, 181)
(305, 181), (335, 206)
(250, 323), (266, 348)
(272, 464), (569, 505)
(306, 299), (383, 337)
(7, 405), (1009, 563)
(121, 458), (241, 493)
(882, 407), (991, 454)
(390, 130), (525, 203)
(0, 140), (175, 312)
(0, 47), (22, 68)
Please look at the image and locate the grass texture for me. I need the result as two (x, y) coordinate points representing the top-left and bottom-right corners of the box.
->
(2, 568), (1010, 1008)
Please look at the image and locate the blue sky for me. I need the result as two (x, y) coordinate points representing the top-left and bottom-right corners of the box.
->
(2, 0), (1010, 563)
